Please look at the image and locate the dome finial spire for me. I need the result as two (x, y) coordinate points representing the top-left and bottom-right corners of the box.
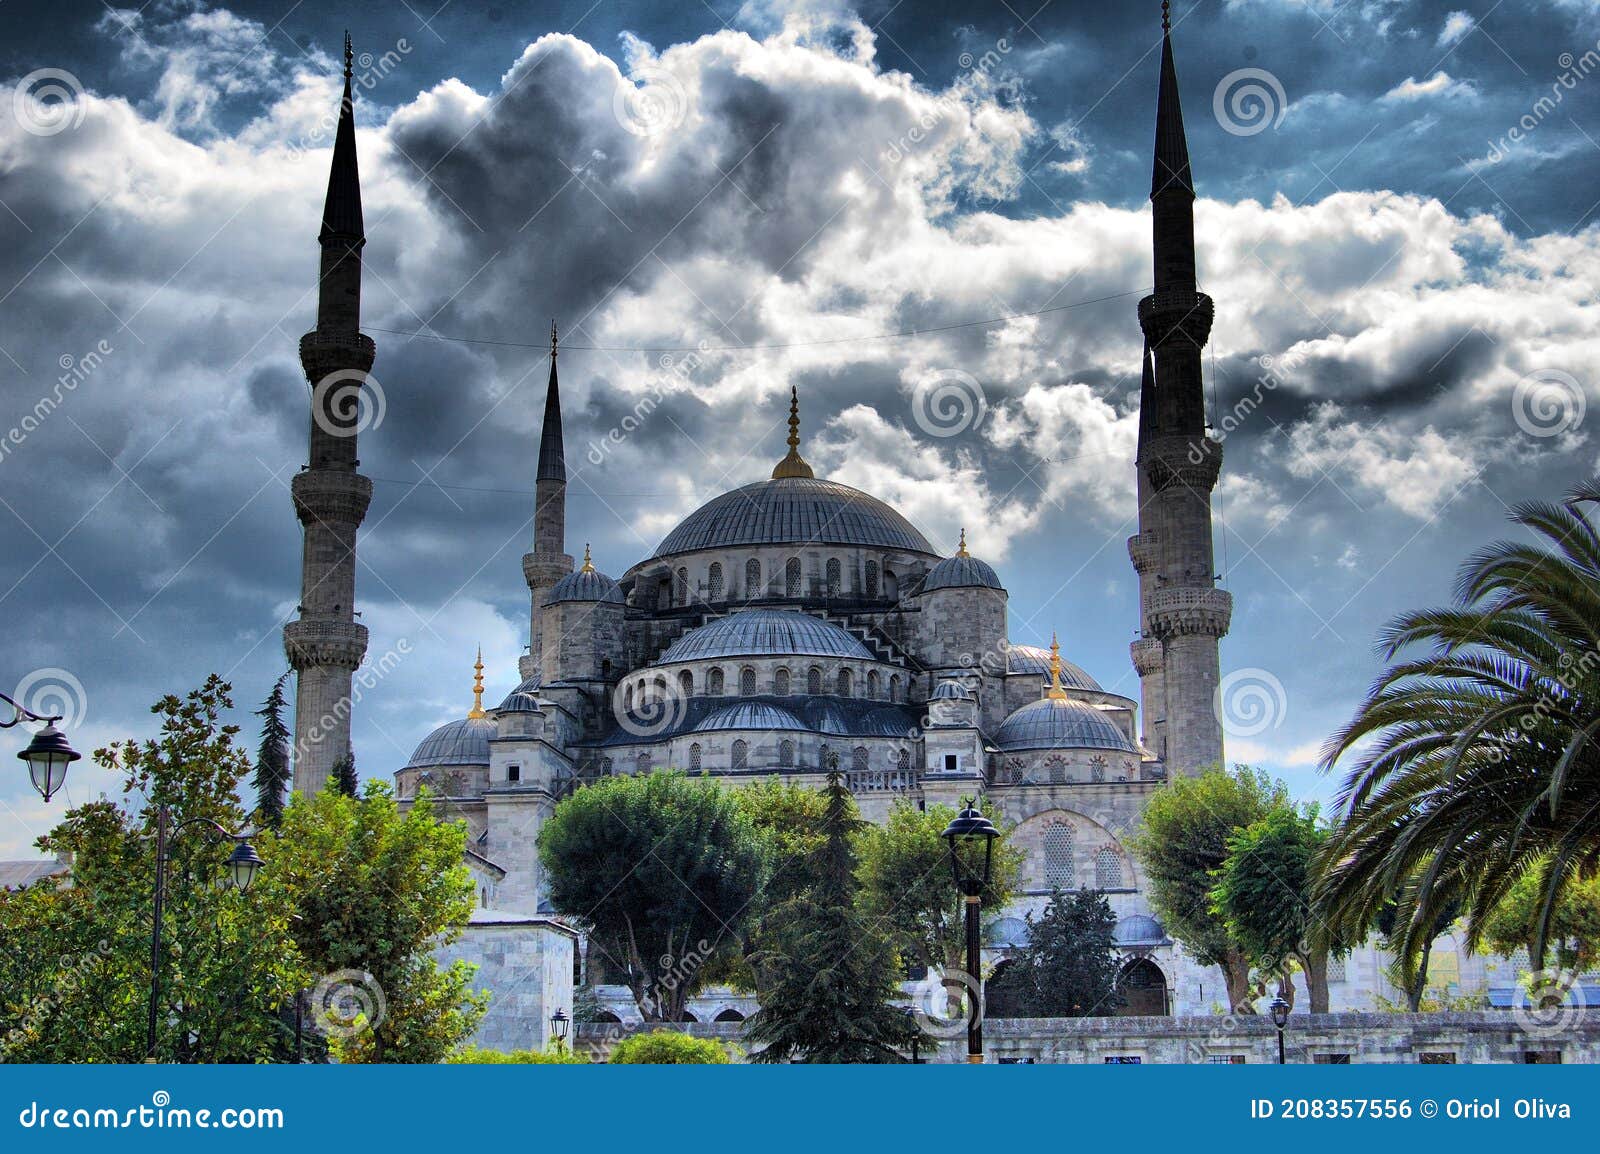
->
(580, 542), (594, 573)
(957, 527), (969, 557)
(468, 646), (487, 719)
(1047, 632), (1068, 700)
(550, 318), (558, 360)
(1162, 0), (1170, 33)
(771, 385), (815, 479)
(344, 30), (353, 80)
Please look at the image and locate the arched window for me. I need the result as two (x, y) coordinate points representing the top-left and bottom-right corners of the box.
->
(689, 743), (702, 773)
(731, 739), (748, 769)
(1096, 846), (1124, 889)
(865, 560), (879, 598)
(883, 568), (898, 599)
(708, 562), (724, 601)
(897, 747), (911, 774)
(867, 670), (881, 699)
(779, 739), (795, 767)
(740, 667), (756, 696)
(785, 557), (802, 597)
(1044, 822), (1074, 888)
(637, 751), (652, 775)
(852, 746), (869, 773)
(678, 669), (693, 699)
(675, 567), (688, 604)
(714, 1008), (746, 1023)
(624, 683), (634, 711)
(708, 668), (725, 696)
(745, 558), (761, 597)
(774, 667), (791, 695)
(807, 666), (823, 695)
(601, 757), (614, 776)
(826, 557), (841, 595)
(1047, 756), (1067, 784)
(889, 674), (901, 703)
(836, 667), (852, 696)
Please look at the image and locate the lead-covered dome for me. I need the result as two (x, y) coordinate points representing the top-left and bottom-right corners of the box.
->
(694, 701), (809, 733)
(545, 546), (623, 606)
(404, 716), (497, 769)
(659, 609), (875, 663)
(921, 533), (1003, 592)
(994, 697), (1135, 753)
(652, 476), (935, 558)
(1007, 645), (1101, 691)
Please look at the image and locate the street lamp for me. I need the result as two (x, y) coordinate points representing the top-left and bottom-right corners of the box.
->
(1270, 995), (1290, 1064)
(550, 1008), (570, 1051)
(3, 693), (81, 802)
(941, 798), (998, 1065)
(144, 804), (264, 1062)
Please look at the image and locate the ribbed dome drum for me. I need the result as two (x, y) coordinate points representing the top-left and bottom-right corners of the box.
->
(994, 697), (1135, 753)
(404, 716), (497, 769)
(659, 609), (875, 663)
(921, 554), (1003, 592)
(652, 476), (935, 557)
(543, 567), (623, 606)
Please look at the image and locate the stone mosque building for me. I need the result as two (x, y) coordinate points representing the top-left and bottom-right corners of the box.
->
(284, 17), (1254, 1038)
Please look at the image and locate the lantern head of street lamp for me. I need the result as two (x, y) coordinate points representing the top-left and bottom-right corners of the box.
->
(550, 1008), (570, 1042)
(940, 799), (998, 896)
(1270, 996), (1290, 1031)
(19, 723), (80, 803)
(225, 840), (265, 892)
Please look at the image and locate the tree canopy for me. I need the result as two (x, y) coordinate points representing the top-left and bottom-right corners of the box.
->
(985, 887), (1122, 1017)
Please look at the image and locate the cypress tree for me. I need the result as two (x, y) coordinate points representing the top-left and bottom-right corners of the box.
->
(252, 674), (291, 826)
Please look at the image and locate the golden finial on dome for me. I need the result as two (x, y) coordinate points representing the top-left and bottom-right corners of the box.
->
(580, 543), (594, 573)
(957, 528), (969, 558)
(468, 646), (487, 719)
(1046, 633), (1068, 700)
(771, 385), (815, 479)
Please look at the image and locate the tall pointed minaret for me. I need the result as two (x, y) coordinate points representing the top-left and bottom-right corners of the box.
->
(1130, 2), (1231, 775)
(521, 322), (574, 680)
(285, 33), (375, 794)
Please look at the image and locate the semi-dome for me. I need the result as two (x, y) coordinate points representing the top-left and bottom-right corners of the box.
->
(652, 476), (935, 558)
(544, 546), (623, 606)
(921, 531), (1003, 592)
(930, 679), (972, 700)
(1007, 644), (1101, 691)
(497, 674), (542, 713)
(694, 701), (809, 733)
(404, 716), (497, 769)
(658, 609), (875, 663)
(994, 697), (1136, 753)
(1115, 914), (1170, 947)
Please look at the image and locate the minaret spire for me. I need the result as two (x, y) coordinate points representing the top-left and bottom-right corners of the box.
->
(522, 318), (574, 680)
(771, 385), (814, 479)
(1046, 633), (1068, 700)
(285, 35), (376, 794)
(468, 647), (487, 720)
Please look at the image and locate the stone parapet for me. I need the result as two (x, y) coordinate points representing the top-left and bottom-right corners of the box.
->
(290, 469), (372, 526)
(1126, 532), (1160, 574)
(284, 618), (369, 672)
(1141, 434), (1222, 494)
(298, 328), (376, 384)
(1145, 586), (1232, 639)
(1129, 637), (1164, 677)
(1138, 289), (1214, 348)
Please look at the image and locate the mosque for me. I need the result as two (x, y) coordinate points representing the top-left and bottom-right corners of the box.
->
(283, 15), (1241, 1027)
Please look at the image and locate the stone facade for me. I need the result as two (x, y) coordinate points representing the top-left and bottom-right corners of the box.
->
(438, 912), (577, 1053)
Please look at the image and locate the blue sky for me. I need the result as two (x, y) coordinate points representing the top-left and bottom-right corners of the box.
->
(2, 0), (1599, 854)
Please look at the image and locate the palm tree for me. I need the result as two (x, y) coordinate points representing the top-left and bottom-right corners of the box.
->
(1317, 482), (1600, 974)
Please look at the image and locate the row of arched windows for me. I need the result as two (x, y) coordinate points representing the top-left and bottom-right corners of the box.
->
(656, 556), (899, 607)
(1041, 822), (1126, 889)
(610, 740), (916, 776)
(622, 666), (904, 705)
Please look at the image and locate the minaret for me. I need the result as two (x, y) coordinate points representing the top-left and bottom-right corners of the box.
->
(521, 322), (574, 680)
(1128, 343), (1166, 757)
(285, 33), (375, 794)
(1131, 2), (1231, 775)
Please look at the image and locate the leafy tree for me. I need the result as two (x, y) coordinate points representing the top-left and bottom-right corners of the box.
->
(985, 887), (1122, 1017)
(1483, 865), (1600, 973)
(858, 798), (1022, 975)
(449, 1044), (586, 1064)
(1372, 894), (1460, 1012)
(329, 752), (359, 798)
(1210, 805), (1341, 1012)
(609, 1029), (733, 1064)
(1127, 765), (1288, 1011)
(253, 673), (291, 827)
(744, 773), (917, 1063)
(1318, 483), (1600, 971)
(538, 771), (768, 1021)
(258, 781), (486, 1063)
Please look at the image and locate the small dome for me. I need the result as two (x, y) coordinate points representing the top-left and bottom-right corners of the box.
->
(695, 701), (809, 733)
(1115, 914), (1169, 947)
(930, 679), (972, 701)
(405, 716), (497, 769)
(921, 554), (1003, 593)
(994, 697), (1136, 753)
(497, 674), (542, 713)
(659, 609), (875, 663)
(1007, 644), (1101, 691)
(544, 552), (623, 606)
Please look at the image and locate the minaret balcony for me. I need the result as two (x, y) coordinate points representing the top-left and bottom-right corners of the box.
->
(1138, 290), (1213, 348)
(1145, 587), (1232, 640)
(1127, 532), (1160, 574)
(299, 329), (376, 384)
(291, 470), (373, 526)
(1130, 637), (1164, 677)
(1142, 434), (1222, 494)
(284, 618), (369, 671)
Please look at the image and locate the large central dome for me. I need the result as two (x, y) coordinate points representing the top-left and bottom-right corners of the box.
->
(653, 476), (936, 558)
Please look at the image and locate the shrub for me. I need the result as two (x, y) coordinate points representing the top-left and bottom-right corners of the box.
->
(448, 1045), (586, 1064)
(608, 1030), (732, 1064)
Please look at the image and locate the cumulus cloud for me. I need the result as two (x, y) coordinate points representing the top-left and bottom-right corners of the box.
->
(1437, 11), (1476, 47)
(1383, 71), (1477, 102)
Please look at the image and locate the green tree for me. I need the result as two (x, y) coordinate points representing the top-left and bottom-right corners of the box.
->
(609, 1029), (733, 1064)
(329, 753), (359, 798)
(1210, 805), (1341, 1012)
(1128, 765), (1289, 1011)
(744, 773), (917, 1063)
(1318, 483), (1600, 971)
(985, 887), (1122, 1017)
(858, 798), (1022, 975)
(1372, 894), (1460, 1011)
(538, 771), (768, 1021)
(449, 1044), (586, 1064)
(1483, 866), (1600, 973)
(259, 781), (486, 1063)
(253, 673), (291, 827)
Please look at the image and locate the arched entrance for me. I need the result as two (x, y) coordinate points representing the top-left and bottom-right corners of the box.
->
(1115, 957), (1168, 1016)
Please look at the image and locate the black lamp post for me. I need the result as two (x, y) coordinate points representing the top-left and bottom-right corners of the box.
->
(941, 798), (998, 1065)
(1270, 995), (1290, 1064)
(144, 804), (264, 1062)
(550, 1008), (570, 1051)
(3, 692), (81, 802)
